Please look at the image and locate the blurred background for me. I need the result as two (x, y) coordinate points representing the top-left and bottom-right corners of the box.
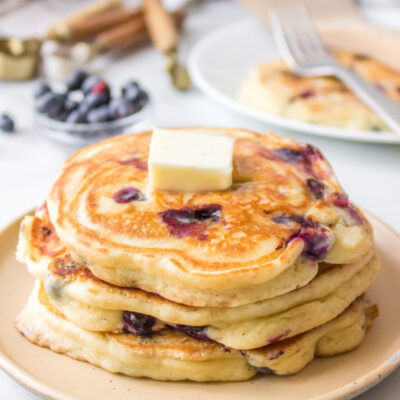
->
(0, 0), (399, 248)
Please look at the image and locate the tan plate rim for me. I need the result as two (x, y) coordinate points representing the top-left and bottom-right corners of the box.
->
(0, 210), (399, 400)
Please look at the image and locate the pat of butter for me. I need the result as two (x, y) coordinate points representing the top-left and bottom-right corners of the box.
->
(148, 128), (234, 192)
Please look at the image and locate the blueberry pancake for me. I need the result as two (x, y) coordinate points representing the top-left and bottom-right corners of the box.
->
(240, 51), (400, 131)
(18, 208), (379, 350)
(46, 128), (373, 307)
(15, 127), (380, 382)
(15, 282), (375, 381)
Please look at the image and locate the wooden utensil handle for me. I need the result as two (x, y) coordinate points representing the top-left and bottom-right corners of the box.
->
(143, 0), (178, 54)
(66, 9), (142, 41)
(95, 9), (185, 53)
(95, 16), (147, 51)
(47, 0), (122, 40)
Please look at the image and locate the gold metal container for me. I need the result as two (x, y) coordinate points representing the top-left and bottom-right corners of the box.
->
(0, 38), (42, 81)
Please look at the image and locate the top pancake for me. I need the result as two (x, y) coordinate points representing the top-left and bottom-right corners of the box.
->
(240, 51), (400, 131)
(46, 128), (373, 305)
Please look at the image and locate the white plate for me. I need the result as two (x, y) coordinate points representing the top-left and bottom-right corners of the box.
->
(188, 19), (400, 144)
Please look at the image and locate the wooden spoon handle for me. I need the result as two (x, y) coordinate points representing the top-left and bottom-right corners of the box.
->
(65, 9), (142, 42)
(95, 16), (147, 51)
(95, 9), (185, 53)
(143, 0), (178, 54)
(47, 0), (122, 41)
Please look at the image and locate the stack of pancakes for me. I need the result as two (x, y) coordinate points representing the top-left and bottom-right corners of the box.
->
(16, 128), (379, 381)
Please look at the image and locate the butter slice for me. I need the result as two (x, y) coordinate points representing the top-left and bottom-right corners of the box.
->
(148, 128), (234, 192)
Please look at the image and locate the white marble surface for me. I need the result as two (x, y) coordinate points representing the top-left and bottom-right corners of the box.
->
(0, 1), (399, 399)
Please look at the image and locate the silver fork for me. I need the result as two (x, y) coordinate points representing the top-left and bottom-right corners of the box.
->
(268, 5), (400, 135)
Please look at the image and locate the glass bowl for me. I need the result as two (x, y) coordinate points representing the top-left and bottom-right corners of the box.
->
(35, 101), (152, 147)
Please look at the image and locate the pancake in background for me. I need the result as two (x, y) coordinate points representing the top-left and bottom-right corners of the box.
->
(240, 51), (400, 131)
(45, 128), (373, 307)
(15, 282), (375, 381)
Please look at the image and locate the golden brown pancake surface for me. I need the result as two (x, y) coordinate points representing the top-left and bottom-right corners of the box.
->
(46, 128), (373, 306)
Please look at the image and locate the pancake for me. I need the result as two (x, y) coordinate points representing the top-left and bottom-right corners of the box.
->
(18, 208), (319, 309)
(16, 281), (255, 382)
(240, 51), (400, 131)
(18, 212), (379, 350)
(206, 255), (379, 349)
(15, 282), (375, 381)
(244, 296), (377, 376)
(45, 127), (373, 307)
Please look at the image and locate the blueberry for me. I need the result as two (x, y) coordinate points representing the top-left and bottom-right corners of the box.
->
(274, 147), (304, 162)
(123, 83), (141, 103)
(298, 90), (314, 99)
(35, 92), (54, 113)
(78, 91), (110, 114)
(290, 90), (315, 102)
(121, 81), (140, 96)
(52, 99), (78, 121)
(66, 70), (88, 91)
(122, 312), (156, 336)
(160, 204), (222, 240)
(87, 105), (110, 123)
(65, 110), (86, 124)
(47, 95), (67, 119)
(135, 90), (148, 109)
(81, 76), (101, 95)
(107, 98), (120, 119)
(64, 98), (79, 113)
(167, 324), (210, 341)
(329, 192), (363, 224)
(113, 187), (142, 203)
(194, 204), (221, 221)
(297, 228), (331, 261)
(0, 114), (15, 133)
(35, 92), (65, 117)
(51, 108), (69, 121)
(33, 80), (51, 98)
(307, 178), (324, 199)
(272, 213), (306, 227)
(114, 98), (138, 118)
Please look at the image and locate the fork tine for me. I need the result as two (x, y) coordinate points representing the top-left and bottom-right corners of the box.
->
(287, 6), (316, 58)
(270, 5), (333, 71)
(278, 8), (307, 62)
(269, 10), (297, 66)
(269, 9), (304, 67)
(294, 5), (329, 59)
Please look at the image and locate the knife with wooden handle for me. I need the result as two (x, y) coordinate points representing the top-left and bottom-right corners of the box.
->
(143, 0), (191, 90)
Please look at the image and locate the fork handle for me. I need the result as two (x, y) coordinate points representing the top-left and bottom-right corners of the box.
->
(336, 68), (400, 134)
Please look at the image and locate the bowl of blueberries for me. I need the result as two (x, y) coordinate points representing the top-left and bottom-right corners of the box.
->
(34, 70), (150, 145)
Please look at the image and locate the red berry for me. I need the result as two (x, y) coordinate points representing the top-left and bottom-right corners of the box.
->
(91, 81), (108, 94)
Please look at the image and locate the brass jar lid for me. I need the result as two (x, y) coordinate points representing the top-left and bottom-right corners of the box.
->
(0, 37), (42, 81)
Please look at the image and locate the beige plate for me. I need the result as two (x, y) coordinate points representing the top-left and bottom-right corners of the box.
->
(0, 212), (399, 400)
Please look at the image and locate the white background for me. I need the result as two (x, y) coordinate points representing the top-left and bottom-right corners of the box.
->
(0, 0), (399, 398)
